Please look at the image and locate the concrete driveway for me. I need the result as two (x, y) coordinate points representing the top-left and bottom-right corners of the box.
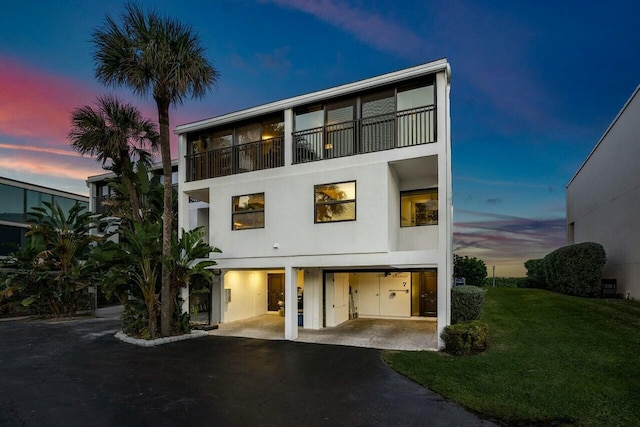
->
(0, 317), (493, 427)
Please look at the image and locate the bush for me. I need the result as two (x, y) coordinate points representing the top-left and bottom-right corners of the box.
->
(524, 258), (546, 289)
(441, 320), (488, 356)
(451, 285), (486, 324)
(454, 254), (488, 287)
(482, 277), (528, 288)
(542, 242), (606, 297)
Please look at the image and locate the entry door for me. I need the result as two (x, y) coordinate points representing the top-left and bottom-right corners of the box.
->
(418, 271), (437, 317)
(268, 274), (285, 311)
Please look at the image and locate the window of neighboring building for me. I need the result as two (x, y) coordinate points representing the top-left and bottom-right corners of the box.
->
(401, 189), (438, 227)
(232, 193), (265, 230)
(26, 190), (52, 217)
(0, 183), (25, 222)
(314, 181), (356, 223)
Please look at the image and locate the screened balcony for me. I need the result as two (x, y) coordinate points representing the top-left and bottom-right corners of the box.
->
(186, 136), (284, 182)
(293, 105), (435, 164)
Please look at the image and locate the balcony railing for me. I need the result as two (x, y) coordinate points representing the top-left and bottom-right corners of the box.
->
(293, 105), (435, 164)
(186, 137), (284, 182)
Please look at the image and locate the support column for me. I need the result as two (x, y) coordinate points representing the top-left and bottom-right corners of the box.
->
(284, 265), (298, 340)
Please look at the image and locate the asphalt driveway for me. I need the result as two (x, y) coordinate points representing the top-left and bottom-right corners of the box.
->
(0, 318), (493, 426)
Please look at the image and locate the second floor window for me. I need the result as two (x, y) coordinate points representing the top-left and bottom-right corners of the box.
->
(400, 189), (438, 227)
(232, 193), (265, 230)
(314, 181), (356, 223)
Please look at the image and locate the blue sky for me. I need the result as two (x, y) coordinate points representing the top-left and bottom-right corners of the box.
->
(1, 0), (638, 275)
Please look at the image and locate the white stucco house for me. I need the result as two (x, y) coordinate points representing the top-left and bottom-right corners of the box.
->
(175, 59), (453, 348)
(566, 85), (640, 299)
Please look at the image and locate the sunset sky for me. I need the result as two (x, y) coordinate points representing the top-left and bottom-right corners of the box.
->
(1, 0), (638, 276)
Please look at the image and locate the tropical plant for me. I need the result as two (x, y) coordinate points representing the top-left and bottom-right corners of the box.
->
(92, 2), (219, 336)
(69, 94), (158, 224)
(1, 202), (99, 317)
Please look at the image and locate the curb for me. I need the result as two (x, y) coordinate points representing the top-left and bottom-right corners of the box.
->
(114, 329), (208, 347)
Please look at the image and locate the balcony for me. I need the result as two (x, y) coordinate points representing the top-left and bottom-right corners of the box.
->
(186, 137), (284, 182)
(184, 105), (435, 182)
(293, 105), (435, 164)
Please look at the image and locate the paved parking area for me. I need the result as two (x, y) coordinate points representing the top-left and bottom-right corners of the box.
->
(210, 314), (439, 350)
(0, 317), (493, 427)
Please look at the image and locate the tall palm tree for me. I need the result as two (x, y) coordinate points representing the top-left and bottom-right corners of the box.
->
(69, 94), (158, 223)
(92, 2), (219, 336)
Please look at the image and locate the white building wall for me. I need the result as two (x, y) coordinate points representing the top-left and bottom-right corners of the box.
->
(567, 86), (640, 299)
(222, 271), (268, 323)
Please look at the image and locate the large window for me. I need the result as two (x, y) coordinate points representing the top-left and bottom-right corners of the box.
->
(0, 183), (25, 222)
(401, 189), (438, 227)
(314, 181), (356, 223)
(232, 193), (265, 230)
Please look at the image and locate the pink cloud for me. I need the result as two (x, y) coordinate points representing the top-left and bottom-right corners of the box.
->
(260, 0), (424, 59)
(0, 154), (102, 182)
(0, 56), (97, 146)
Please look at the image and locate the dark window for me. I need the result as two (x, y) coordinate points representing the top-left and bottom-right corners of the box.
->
(0, 183), (25, 222)
(232, 193), (265, 230)
(314, 181), (356, 223)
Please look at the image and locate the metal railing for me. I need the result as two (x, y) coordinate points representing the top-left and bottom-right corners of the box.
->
(186, 137), (284, 182)
(293, 105), (435, 164)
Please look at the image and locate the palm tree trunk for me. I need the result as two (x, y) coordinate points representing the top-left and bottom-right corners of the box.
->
(121, 151), (141, 223)
(158, 99), (174, 337)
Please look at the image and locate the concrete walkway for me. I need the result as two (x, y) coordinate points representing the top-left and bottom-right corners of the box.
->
(209, 314), (439, 350)
(0, 317), (494, 427)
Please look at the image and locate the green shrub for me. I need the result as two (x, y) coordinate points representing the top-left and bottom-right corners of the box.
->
(482, 277), (528, 288)
(524, 258), (546, 289)
(542, 242), (606, 297)
(454, 254), (487, 287)
(451, 285), (486, 323)
(441, 320), (488, 356)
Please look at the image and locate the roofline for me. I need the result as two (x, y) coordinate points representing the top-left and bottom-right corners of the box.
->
(175, 58), (450, 134)
(567, 84), (640, 188)
(0, 176), (89, 201)
(86, 159), (179, 183)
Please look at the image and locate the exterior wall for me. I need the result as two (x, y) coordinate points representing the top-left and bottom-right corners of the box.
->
(176, 60), (453, 348)
(567, 86), (640, 299)
(222, 270), (269, 323)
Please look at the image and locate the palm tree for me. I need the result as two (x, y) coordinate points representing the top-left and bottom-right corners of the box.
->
(69, 94), (158, 223)
(92, 2), (219, 336)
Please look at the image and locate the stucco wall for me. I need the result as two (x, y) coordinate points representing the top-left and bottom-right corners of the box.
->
(567, 87), (640, 298)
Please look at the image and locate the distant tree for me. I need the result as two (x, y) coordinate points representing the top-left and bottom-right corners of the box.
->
(69, 94), (158, 224)
(454, 254), (488, 287)
(92, 2), (219, 336)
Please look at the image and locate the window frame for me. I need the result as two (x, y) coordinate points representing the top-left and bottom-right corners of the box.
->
(231, 192), (265, 230)
(400, 188), (438, 227)
(314, 180), (357, 224)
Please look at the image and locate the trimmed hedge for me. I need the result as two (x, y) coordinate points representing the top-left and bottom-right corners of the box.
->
(481, 277), (528, 288)
(451, 285), (486, 324)
(542, 242), (606, 296)
(441, 320), (488, 356)
(524, 258), (546, 289)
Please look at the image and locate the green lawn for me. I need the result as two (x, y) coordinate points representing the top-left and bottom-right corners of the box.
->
(384, 288), (640, 426)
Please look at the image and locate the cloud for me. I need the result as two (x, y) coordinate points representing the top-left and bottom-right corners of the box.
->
(256, 47), (292, 74)
(0, 155), (101, 183)
(454, 210), (566, 276)
(485, 198), (502, 204)
(0, 142), (83, 158)
(260, 0), (424, 59)
(456, 175), (553, 190)
(0, 56), (97, 146)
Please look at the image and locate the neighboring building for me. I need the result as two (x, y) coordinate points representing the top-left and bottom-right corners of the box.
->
(566, 85), (640, 299)
(175, 59), (453, 348)
(86, 160), (179, 216)
(0, 176), (89, 256)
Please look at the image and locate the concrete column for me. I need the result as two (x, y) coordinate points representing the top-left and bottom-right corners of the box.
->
(284, 265), (298, 340)
(284, 109), (294, 166)
(436, 69), (453, 349)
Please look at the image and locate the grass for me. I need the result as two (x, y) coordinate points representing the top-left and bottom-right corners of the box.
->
(383, 288), (640, 426)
